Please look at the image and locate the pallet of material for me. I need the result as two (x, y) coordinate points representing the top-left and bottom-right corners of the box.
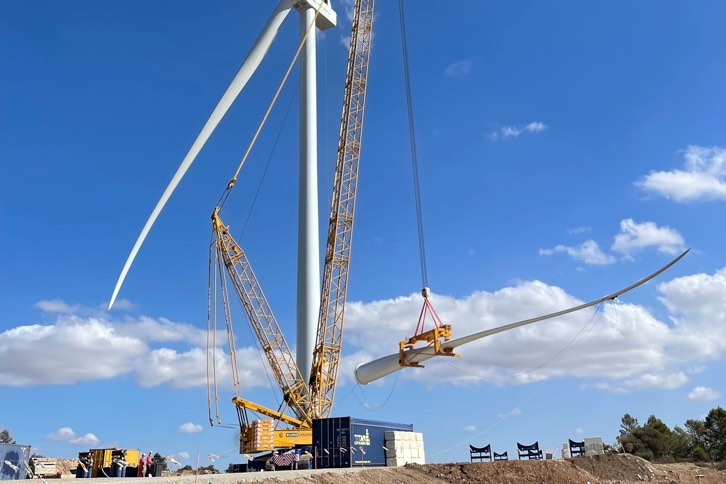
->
(30, 458), (59, 478)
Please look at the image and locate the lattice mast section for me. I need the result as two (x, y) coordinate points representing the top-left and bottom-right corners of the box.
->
(309, 0), (375, 418)
(212, 210), (313, 426)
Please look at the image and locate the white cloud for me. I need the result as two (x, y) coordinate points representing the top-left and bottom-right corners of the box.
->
(497, 407), (522, 419)
(637, 146), (726, 201)
(611, 219), (685, 256)
(46, 427), (99, 446)
(178, 423), (203, 434)
(567, 227), (591, 235)
(34, 300), (80, 314)
(108, 299), (137, 311)
(175, 452), (191, 461)
(46, 427), (76, 441)
(463, 425), (476, 432)
(37, 298), (137, 316)
(444, 59), (473, 78)
(591, 372), (689, 393)
(342, 265), (726, 392)
(335, 0), (375, 49)
(687, 386), (720, 401)
(0, 301), (266, 389)
(489, 122), (547, 141)
(70, 433), (100, 446)
(539, 240), (615, 265)
(7, 261), (726, 397)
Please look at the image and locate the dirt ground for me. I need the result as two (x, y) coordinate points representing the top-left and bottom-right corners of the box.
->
(26, 455), (726, 484)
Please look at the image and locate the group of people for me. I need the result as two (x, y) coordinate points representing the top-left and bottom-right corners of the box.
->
(78, 454), (93, 478)
(138, 451), (155, 477)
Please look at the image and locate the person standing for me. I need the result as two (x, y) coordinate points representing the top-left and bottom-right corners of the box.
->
(138, 454), (145, 478)
(146, 452), (153, 477)
(118, 450), (128, 478)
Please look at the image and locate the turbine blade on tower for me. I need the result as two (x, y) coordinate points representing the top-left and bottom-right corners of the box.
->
(109, 0), (294, 310)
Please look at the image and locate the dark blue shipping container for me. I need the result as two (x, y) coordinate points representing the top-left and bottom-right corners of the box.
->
(313, 417), (413, 468)
(0, 444), (31, 480)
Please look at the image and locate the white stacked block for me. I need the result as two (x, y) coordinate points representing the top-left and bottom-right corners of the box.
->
(384, 431), (425, 466)
(584, 437), (604, 456)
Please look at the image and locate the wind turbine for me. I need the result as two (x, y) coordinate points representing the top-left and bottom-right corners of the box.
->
(109, 0), (337, 381)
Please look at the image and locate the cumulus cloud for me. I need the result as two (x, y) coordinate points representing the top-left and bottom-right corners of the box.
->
(657, 267), (726, 360)
(0, 301), (266, 389)
(7, 262), (726, 397)
(637, 146), (726, 201)
(341, 264), (726, 392)
(489, 122), (547, 141)
(687, 386), (720, 401)
(176, 452), (191, 461)
(178, 423), (203, 434)
(444, 59), (473, 78)
(46, 428), (99, 446)
(611, 219), (685, 256)
(71, 433), (100, 446)
(497, 407), (522, 419)
(592, 372), (689, 393)
(463, 425), (476, 432)
(539, 240), (615, 265)
(35, 300), (81, 314)
(108, 299), (137, 311)
(46, 428), (76, 441)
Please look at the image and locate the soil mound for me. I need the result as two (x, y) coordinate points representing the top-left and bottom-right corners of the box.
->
(411, 460), (599, 483)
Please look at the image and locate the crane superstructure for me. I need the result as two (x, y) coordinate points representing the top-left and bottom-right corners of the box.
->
(208, 0), (375, 452)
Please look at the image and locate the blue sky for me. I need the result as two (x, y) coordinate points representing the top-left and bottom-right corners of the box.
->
(2, 0), (726, 470)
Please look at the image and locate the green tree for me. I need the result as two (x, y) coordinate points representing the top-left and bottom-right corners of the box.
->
(617, 413), (679, 461)
(152, 453), (167, 471)
(638, 415), (677, 460)
(180, 465), (193, 471)
(703, 406), (726, 461)
(619, 414), (639, 438)
(618, 414), (646, 456)
(0, 429), (15, 444)
(672, 426), (690, 458)
(680, 419), (709, 460)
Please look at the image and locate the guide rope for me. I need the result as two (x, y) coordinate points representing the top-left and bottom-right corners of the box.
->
(216, 1), (324, 211)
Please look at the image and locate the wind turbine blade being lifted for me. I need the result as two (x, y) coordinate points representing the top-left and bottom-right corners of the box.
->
(354, 249), (690, 385)
(108, 0), (294, 310)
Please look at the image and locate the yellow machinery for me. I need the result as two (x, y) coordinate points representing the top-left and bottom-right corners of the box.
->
(79, 448), (139, 477)
(208, 0), (376, 453)
(399, 289), (459, 368)
(90, 449), (113, 477)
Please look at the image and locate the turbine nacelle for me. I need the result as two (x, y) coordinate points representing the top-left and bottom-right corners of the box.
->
(292, 0), (337, 30)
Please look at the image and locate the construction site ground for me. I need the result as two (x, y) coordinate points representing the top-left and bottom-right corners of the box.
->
(16, 455), (726, 484)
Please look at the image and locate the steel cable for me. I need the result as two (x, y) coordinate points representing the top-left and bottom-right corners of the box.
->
(399, 0), (428, 289)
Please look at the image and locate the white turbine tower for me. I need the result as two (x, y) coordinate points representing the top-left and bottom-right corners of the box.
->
(109, 0), (337, 383)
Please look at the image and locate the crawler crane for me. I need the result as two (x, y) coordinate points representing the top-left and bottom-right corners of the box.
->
(209, 0), (375, 452)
